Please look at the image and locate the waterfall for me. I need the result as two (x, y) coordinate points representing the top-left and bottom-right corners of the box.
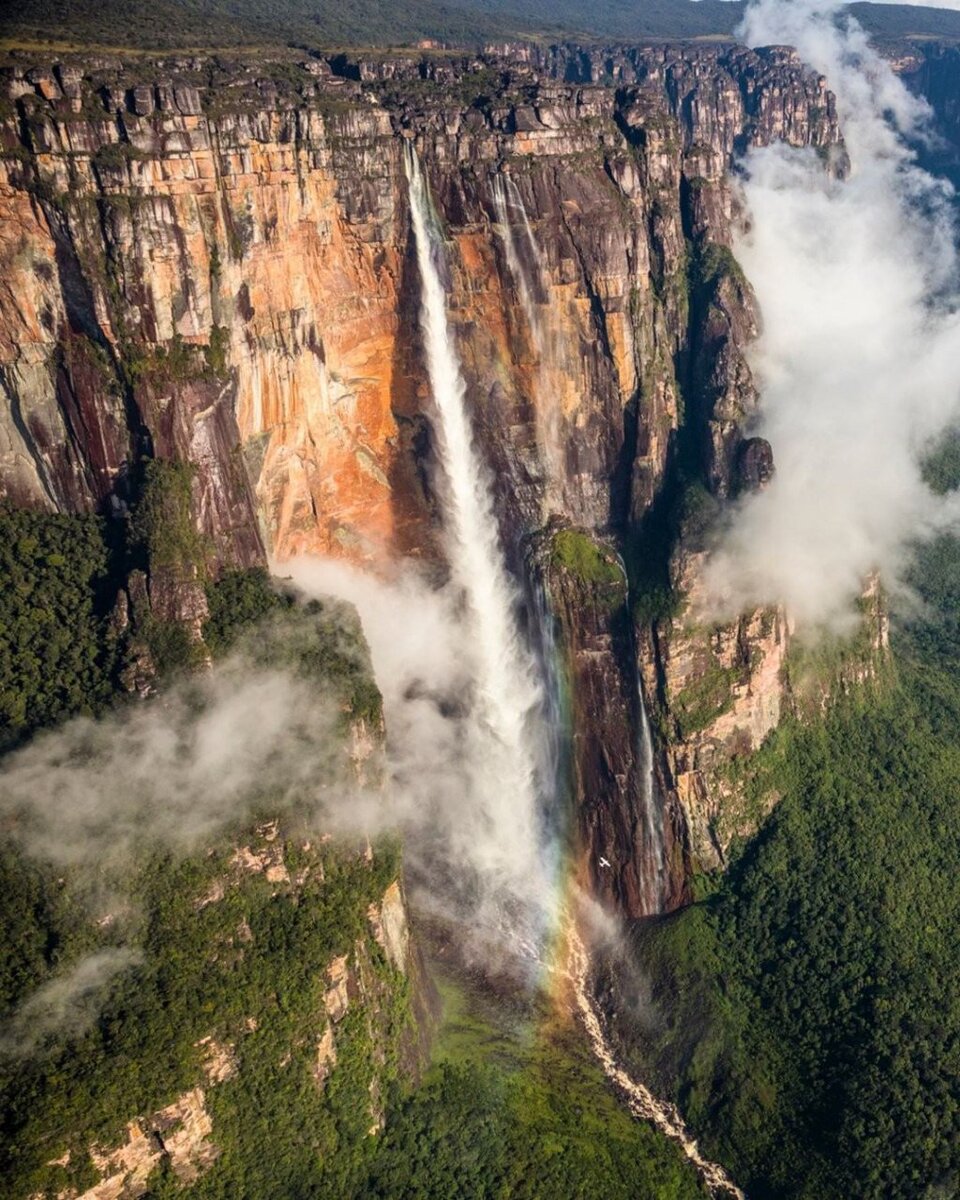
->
(637, 691), (666, 915)
(405, 145), (550, 947)
(491, 173), (546, 351)
(491, 172), (564, 515)
(527, 567), (570, 848)
(612, 554), (666, 915)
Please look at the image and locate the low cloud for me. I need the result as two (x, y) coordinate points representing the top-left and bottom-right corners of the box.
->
(704, 0), (960, 628)
(1, 949), (143, 1057)
(0, 661), (344, 868)
(0, 639), (359, 1050)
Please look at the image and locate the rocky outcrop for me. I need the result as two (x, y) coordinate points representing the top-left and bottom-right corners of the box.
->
(368, 879), (411, 974)
(314, 879), (420, 1136)
(648, 570), (790, 869)
(31, 1088), (218, 1200)
(28, 867), (424, 1200)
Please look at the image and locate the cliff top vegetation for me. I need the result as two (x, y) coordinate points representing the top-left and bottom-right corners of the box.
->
(3, 0), (960, 54)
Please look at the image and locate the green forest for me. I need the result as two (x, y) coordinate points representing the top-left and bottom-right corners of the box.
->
(3, 0), (960, 52)
(6, 477), (960, 1196)
(609, 509), (960, 1196)
(357, 971), (705, 1200)
(0, 495), (412, 1199)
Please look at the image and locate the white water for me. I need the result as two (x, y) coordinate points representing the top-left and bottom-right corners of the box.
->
(492, 173), (565, 515)
(405, 146), (551, 943)
(637, 691), (666, 915)
(565, 919), (744, 1200)
(612, 554), (667, 915)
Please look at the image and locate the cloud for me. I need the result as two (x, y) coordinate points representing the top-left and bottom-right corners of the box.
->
(1, 950), (143, 1057)
(864, 0), (960, 9)
(0, 660), (345, 868)
(703, 0), (960, 628)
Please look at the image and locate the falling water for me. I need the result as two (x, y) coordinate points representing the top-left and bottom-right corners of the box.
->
(637, 690), (666, 915)
(612, 554), (667, 915)
(527, 568), (570, 847)
(492, 173), (546, 349)
(405, 145), (550, 946)
(491, 172), (564, 514)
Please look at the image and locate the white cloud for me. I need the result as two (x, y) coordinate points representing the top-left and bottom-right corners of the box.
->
(704, 0), (960, 628)
(1, 950), (143, 1057)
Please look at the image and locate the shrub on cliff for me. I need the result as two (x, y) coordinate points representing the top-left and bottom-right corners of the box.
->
(551, 529), (623, 588)
(131, 459), (209, 578)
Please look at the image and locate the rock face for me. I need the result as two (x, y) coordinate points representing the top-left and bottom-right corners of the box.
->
(0, 44), (839, 553)
(31, 1088), (218, 1200)
(530, 525), (689, 914)
(368, 879), (411, 974)
(0, 41), (875, 911)
(28, 868), (423, 1200)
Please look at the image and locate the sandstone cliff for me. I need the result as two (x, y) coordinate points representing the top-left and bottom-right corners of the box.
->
(0, 39), (881, 912)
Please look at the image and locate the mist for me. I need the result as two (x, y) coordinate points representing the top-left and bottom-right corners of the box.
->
(704, 0), (960, 628)
(282, 556), (560, 967)
(0, 662), (346, 870)
(1, 950), (143, 1058)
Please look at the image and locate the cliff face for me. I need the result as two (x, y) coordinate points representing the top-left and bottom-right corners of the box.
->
(892, 44), (960, 187)
(22, 858), (425, 1200)
(0, 42), (850, 911)
(0, 44), (839, 547)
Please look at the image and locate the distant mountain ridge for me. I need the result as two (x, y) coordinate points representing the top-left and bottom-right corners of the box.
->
(5, 0), (960, 51)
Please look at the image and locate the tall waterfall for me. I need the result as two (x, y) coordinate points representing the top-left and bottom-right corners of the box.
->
(492, 173), (564, 515)
(405, 145), (550, 947)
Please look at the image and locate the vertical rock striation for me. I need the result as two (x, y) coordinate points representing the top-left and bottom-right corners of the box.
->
(0, 41), (857, 909)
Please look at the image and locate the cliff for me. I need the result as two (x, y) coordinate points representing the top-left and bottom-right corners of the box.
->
(16, 843), (427, 1200)
(0, 39), (871, 911)
(2, 591), (434, 1200)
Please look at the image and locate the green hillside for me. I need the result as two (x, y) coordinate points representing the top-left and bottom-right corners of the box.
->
(4, 0), (960, 53)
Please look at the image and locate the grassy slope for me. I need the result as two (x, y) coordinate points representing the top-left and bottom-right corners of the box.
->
(357, 962), (708, 1200)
